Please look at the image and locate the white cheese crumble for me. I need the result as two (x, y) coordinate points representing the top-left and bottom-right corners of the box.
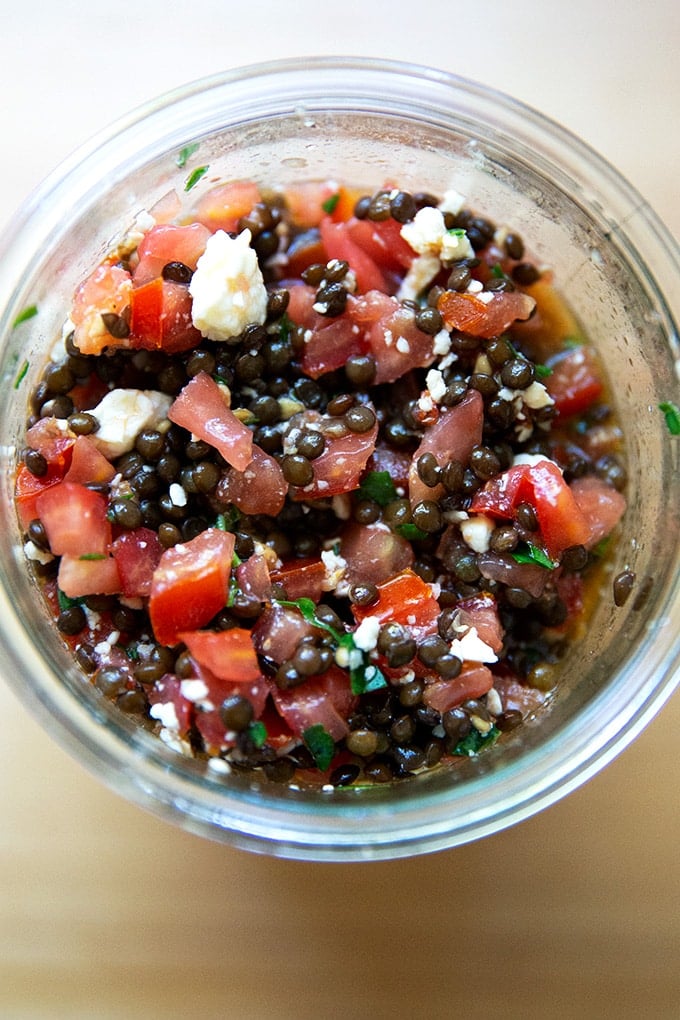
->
(91, 388), (172, 458)
(425, 368), (447, 403)
(512, 452), (559, 469)
(189, 229), (268, 341)
(168, 482), (188, 507)
(486, 687), (503, 716)
(522, 381), (555, 409)
(320, 548), (348, 592)
(395, 336), (411, 354)
(23, 540), (54, 565)
(149, 700), (180, 731)
(437, 189), (466, 216)
(396, 252), (440, 302)
(460, 514), (495, 553)
(179, 679), (212, 708)
(352, 615), (381, 652)
(449, 626), (498, 664)
(400, 207), (474, 264)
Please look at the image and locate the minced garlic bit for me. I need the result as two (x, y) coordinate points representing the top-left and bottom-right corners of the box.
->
(189, 229), (268, 341)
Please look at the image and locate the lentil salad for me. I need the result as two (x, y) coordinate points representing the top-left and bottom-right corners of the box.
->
(15, 174), (628, 788)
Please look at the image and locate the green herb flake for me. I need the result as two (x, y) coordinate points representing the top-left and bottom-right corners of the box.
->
(277, 597), (343, 642)
(126, 643), (140, 662)
(396, 522), (428, 542)
(511, 541), (557, 570)
(303, 723), (336, 772)
(350, 660), (387, 696)
(184, 165), (209, 192)
(13, 359), (30, 389)
(535, 363), (553, 379)
(452, 724), (500, 757)
(278, 312), (292, 344)
(659, 401), (680, 436)
(321, 193), (340, 215)
(57, 589), (83, 612)
(358, 470), (397, 507)
(248, 720), (268, 749)
(79, 553), (107, 561)
(12, 304), (38, 329)
(176, 142), (199, 168)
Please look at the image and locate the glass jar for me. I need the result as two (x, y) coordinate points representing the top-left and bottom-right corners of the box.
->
(0, 57), (678, 860)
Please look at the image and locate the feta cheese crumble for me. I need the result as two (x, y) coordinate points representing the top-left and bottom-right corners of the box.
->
(189, 229), (268, 341)
(90, 388), (172, 458)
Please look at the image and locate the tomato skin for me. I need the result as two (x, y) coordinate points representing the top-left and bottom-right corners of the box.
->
(470, 460), (591, 558)
(423, 665), (494, 713)
(269, 557), (327, 602)
(129, 278), (200, 353)
(271, 666), (355, 741)
(15, 464), (65, 529)
(217, 444), (287, 517)
(133, 223), (210, 284)
(288, 411), (378, 501)
(110, 527), (163, 598)
(58, 554), (121, 599)
(408, 389), (484, 508)
(168, 371), (253, 471)
(179, 628), (262, 683)
(437, 289), (535, 339)
(346, 217), (415, 272)
(570, 475), (626, 548)
(35, 481), (111, 557)
(545, 346), (603, 418)
(352, 568), (440, 638)
(319, 217), (387, 294)
(64, 436), (116, 486)
(340, 522), (414, 586)
(193, 180), (261, 233)
(148, 528), (235, 646)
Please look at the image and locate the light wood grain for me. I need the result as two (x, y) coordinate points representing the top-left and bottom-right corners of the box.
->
(0, 3), (678, 1018)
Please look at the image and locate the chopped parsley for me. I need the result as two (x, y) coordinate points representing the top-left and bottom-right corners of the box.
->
(12, 304), (38, 328)
(534, 363), (552, 379)
(277, 597), (387, 696)
(247, 720), (268, 749)
(78, 553), (107, 561)
(13, 359), (29, 389)
(321, 193), (340, 215)
(451, 724), (500, 757)
(215, 507), (240, 532)
(511, 541), (557, 570)
(659, 401), (680, 436)
(397, 522), (428, 542)
(303, 724), (336, 771)
(57, 589), (83, 611)
(176, 143), (199, 168)
(358, 470), (397, 507)
(184, 165), (209, 192)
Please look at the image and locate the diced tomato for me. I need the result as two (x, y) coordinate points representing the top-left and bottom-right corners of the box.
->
(58, 554), (121, 598)
(340, 522), (414, 586)
(15, 464), (64, 529)
(35, 482), (111, 557)
(217, 444), (287, 516)
(71, 264), (133, 355)
(570, 475), (626, 549)
(148, 189), (182, 225)
(319, 217), (387, 294)
(283, 181), (340, 229)
(110, 527), (163, 598)
(545, 346), (604, 418)
(352, 568), (440, 638)
(408, 389), (484, 507)
(168, 371), (253, 471)
(179, 627), (262, 683)
(470, 459), (591, 558)
(366, 443), (412, 492)
(235, 553), (272, 603)
(193, 180), (261, 233)
(437, 289), (535, 339)
(281, 230), (326, 278)
(251, 603), (322, 665)
(257, 699), (297, 752)
(492, 667), (548, 715)
(148, 528), (235, 646)
(455, 593), (504, 654)
(269, 557), (327, 602)
(346, 217), (415, 273)
(422, 665), (494, 713)
(148, 675), (193, 735)
(133, 223), (211, 284)
(129, 278), (200, 353)
(25, 418), (75, 468)
(301, 317), (365, 379)
(64, 436), (116, 485)
(271, 666), (354, 741)
(350, 291), (435, 384)
(288, 410), (378, 501)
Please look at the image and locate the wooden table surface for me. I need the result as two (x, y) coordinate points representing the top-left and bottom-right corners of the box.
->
(1, 4), (678, 1018)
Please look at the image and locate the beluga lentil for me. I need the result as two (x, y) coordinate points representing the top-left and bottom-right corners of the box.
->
(15, 172), (629, 788)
